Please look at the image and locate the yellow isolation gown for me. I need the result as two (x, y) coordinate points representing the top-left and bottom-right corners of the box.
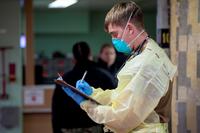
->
(80, 38), (177, 133)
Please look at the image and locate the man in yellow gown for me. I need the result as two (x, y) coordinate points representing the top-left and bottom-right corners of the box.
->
(62, 1), (177, 133)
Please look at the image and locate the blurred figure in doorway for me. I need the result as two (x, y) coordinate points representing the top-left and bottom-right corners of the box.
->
(97, 43), (118, 76)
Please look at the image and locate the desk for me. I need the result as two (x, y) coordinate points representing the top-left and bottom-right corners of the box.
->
(23, 85), (55, 133)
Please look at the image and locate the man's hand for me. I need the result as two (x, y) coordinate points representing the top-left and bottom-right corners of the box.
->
(76, 80), (93, 96)
(62, 87), (85, 105)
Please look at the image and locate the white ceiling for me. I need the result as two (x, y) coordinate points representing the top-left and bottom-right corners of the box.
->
(33, 0), (157, 11)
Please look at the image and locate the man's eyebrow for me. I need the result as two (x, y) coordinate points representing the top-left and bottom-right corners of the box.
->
(109, 31), (114, 34)
(109, 31), (116, 35)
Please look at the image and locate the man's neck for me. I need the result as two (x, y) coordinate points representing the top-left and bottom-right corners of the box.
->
(132, 32), (148, 50)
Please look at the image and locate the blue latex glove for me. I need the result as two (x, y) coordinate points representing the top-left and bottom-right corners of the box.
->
(76, 80), (93, 96)
(62, 87), (85, 105)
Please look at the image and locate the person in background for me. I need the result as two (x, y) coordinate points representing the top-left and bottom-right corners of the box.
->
(52, 41), (117, 133)
(62, 1), (177, 133)
(97, 43), (117, 76)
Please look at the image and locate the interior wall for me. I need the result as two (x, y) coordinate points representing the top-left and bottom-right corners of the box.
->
(171, 0), (200, 133)
(0, 0), (22, 133)
(30, 9), (156, 58)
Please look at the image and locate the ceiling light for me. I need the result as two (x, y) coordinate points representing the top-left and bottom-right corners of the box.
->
(48, 0), (78, 8)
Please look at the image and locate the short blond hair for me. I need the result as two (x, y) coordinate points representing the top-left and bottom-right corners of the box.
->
(104, 1), (144, 32)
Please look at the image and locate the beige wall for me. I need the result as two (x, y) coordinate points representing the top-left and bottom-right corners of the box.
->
(171, 0), (200, 133)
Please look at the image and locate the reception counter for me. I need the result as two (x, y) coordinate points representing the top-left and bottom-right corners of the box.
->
(23, 85), (55, 133)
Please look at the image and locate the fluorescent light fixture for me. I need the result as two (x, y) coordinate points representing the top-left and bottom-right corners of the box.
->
(48, 0), (78, 8)
(20, 34), (26, 48)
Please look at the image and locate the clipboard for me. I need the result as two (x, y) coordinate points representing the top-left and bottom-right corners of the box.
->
(54, 78), (101, 105)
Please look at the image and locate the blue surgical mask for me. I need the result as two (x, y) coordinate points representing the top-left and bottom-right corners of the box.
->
(112, 38), (132, 54)
(112, 29), (145, 54)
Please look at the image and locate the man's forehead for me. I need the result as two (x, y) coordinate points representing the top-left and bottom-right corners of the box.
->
(107, 24), (121, 33)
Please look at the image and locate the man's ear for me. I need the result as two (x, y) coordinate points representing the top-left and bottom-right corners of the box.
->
(127, 22), (135, 35)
